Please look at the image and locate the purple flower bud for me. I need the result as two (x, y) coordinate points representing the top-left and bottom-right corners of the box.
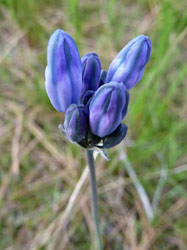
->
(80, 90), (95, 106)
(106, 35), (152, 90)
(81, 53), (101, 96)
(45, 29), (82, 112)
(89, 82), (129, 137)
(103, 124), (128, 148)
(64, 104), (89, 142)
(99, 69), (107, 87)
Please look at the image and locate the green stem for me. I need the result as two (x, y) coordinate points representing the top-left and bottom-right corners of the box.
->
(86, 150), (102, 250)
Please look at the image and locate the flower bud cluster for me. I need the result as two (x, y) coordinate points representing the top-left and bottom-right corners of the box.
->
(45, 30), (151, 149)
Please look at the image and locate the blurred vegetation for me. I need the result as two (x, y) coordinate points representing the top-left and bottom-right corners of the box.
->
(0, 0), (187, 249)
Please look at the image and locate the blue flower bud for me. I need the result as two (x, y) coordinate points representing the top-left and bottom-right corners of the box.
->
(89, 82), (129, 137)
(99, 69), (107, 87)
(45, 29), (82, 112)
(103, 124), (128, 148)
(80, 90), (95, 106)
(106, 35), (152, 90)
(64, 104), (89, 142)
(81, 53), (101, 96)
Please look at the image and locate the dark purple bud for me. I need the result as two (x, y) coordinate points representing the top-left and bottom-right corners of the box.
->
(99, 69), (107, 87)
(80, 90), (95, 106)
(81, 53), (101, 96)
(64, 104), (88, 142)
(106, 35), (152, 90)
(45, 29), (82, 112)
(89, 82), (129, 137)
(103, 124), (128, 148)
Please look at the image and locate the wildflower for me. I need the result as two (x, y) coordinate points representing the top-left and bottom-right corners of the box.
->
(45, 30), (151, 149)
(45, 30), (152, 250)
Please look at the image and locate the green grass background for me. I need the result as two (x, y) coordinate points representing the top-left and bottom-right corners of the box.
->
(0, 0), (186, 249)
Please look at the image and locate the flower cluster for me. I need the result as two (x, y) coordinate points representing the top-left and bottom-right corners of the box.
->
(45, 30), (151, 149)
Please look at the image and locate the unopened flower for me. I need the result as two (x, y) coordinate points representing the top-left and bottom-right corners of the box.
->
(80, 90), (95, 106)
(64, 104), (89, 142)
(106, 35), (152, 90)
(103, 124), (128, 149)
(89, 82), (129, 137)
(45, 30), (82, 112)
(99, 69), (107, 87)
(81, 53), (101, 96)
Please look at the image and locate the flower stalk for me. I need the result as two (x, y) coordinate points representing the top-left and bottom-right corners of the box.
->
(86, 150), (102, 250)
